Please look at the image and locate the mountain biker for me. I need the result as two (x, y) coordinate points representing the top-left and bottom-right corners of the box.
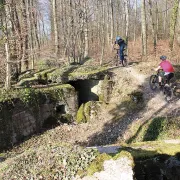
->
(113, 36), (127, 64)
(155, 55), (174, 87)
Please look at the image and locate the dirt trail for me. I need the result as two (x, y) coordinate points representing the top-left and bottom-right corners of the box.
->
(125, 66), (180, 121)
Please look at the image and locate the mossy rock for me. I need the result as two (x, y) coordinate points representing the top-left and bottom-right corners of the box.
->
(76, 104), (86, 123)
(76, 101), (97, 124)
(84, 102), (91, 122)
(17, 68), (56, 87)
(69, 66), (109, 81)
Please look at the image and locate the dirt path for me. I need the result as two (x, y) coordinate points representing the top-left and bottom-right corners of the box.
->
(125, 66), (180, 121)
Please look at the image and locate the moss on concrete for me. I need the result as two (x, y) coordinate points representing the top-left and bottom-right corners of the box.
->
(123, 141), (180, 160)
(69, 66), (109, 80)
(17, 68), (56, 87)
(76, 104), (86, 123)
(76, 101), (97, 124)
(0, 84), (76, 150)
(84, 102), (91, 122)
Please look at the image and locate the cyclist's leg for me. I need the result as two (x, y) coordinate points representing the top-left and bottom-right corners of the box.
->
(165, 73), (174, 84)
(158, 71), (165, 86)
(119, 45), (124, 63)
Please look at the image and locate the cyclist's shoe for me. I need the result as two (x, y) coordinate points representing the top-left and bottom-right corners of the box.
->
(119, 61), (122, 64)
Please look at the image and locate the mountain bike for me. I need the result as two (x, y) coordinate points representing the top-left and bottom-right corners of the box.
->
(149, 70), (177, 101)
(114, 49), (128, 67)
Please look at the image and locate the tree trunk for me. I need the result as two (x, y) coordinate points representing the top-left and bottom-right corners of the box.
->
(141, 0), (147, 56)
(84, 0), (89, 58)
(164, 0), (168, 37)
(52, 0), (60, 57)
(155, 1), (158, 42)
(124, 0), (129, 47)
(148, 0), (157, 53)
(110, 0), (114, 44)
(134, 0), (137, 44)
(176, 0), (180, 46)
(169, 0), (180, 50)
(21, 0), (29, 71)
(5, 43), (11, 89)
(100, 1), (105, 66)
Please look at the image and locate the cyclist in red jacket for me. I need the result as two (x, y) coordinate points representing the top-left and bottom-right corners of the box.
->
(155, 56), (174, 86)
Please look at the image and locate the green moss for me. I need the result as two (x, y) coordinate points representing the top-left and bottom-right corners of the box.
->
(18, 70), (35, 81)
(84, 102), (91, 122)
(69, 66), (109, 79)
(17, 68), (56, 87)
(98, 75), (111, 103)
(41, 84), (75, 103)
(47, 65), (78, 83)
(76, 104), (86, 123)
(87, 153), (111, 175)
(113, 150), (133, 160)
(128, 141), (180, 159)
(17, 76), (38, 87)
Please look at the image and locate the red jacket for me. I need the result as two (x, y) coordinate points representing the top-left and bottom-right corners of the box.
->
(159, 60), (174, 73)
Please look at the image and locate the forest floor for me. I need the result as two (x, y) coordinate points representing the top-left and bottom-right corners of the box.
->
(3, 60), (180, 158)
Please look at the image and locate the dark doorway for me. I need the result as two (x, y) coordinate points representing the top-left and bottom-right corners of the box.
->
(69, 79), (99, 106)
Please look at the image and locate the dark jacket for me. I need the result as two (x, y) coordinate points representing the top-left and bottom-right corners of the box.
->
(115, 39), (126, 48)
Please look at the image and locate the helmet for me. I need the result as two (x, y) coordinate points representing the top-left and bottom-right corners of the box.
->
(116, 36), (121, 41)
(160, 55), (167, 60)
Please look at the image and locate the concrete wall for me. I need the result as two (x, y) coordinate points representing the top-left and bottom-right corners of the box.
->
(0, 85), (78, 151)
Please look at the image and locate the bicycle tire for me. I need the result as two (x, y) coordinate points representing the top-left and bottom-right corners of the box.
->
(149, 75), (158, 90)
(122, 58), (128, 67)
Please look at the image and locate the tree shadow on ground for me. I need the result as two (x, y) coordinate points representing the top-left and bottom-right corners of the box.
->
(77, 67), (180, 146)
(127, 106), (180, 144)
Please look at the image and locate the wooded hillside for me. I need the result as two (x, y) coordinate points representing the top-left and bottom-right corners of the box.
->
(0, 0), (180, 88)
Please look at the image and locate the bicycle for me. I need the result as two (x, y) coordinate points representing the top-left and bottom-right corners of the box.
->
(114, 49), (128, 67)
(149, 69), (177, 101)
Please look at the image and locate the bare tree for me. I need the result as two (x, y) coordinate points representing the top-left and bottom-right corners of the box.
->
(169, 0), (180, 50)
(124, 0), (129, 46)
(141, 0), (147, 56)
(52, 0), (60, 57)
(177, 0), (180, 46)
(133, 0), (137, 43)
(148, 0), (157, 53)
(110, 0), (114, 44)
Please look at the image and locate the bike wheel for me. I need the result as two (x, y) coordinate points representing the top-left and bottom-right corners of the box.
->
(122, 58), (128, 67)
(149, 75), (158, 90)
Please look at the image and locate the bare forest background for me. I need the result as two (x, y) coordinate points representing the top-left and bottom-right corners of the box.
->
(0, 0), (180, 88)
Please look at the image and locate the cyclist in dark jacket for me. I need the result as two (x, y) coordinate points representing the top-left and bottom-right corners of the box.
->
(114, 36), (127, 64)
